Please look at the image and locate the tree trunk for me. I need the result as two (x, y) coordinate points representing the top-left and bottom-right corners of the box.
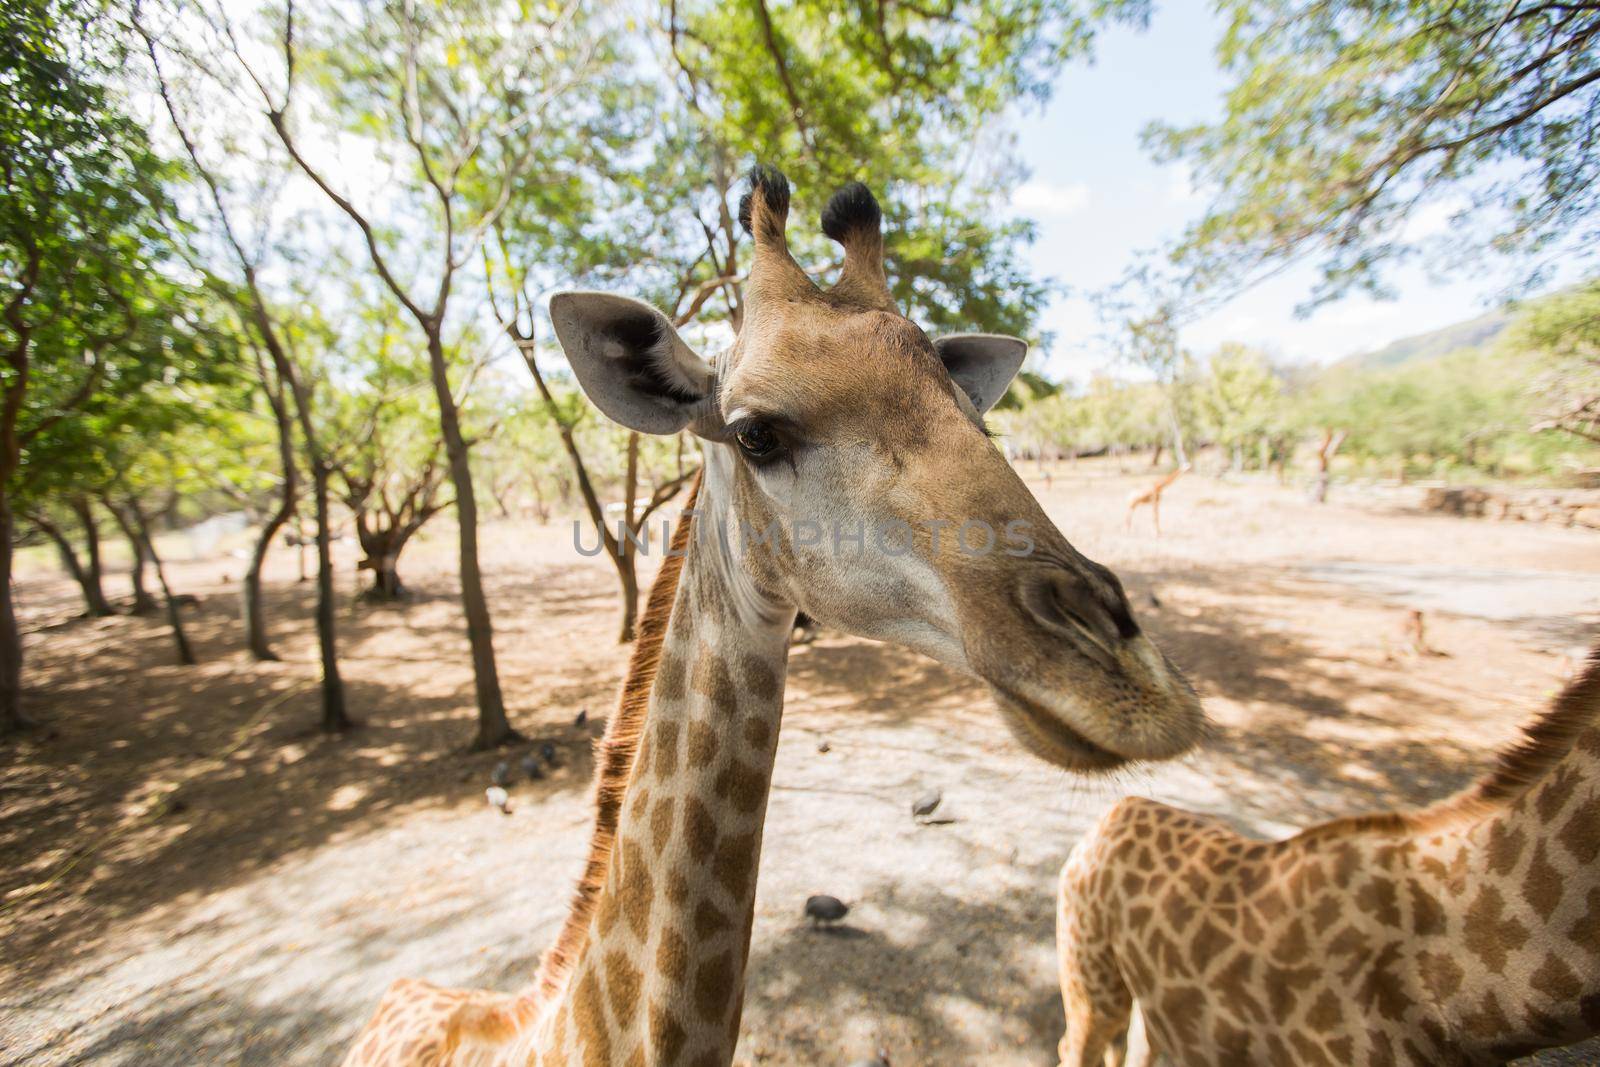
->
(47, 525), (94, 610)
(243, 348), (297, 661)
(1311, 428), (1346, 504)
(369, 554), (404, 598)
(129, 500), (196, 666)
(69, 498), (114, 616)
(356, 528), (418, 601)
(614, 551), (640, 645)
(308, 464), (350, 732)
(0, 492), (26, 735)
(103, 498), (158, 614)
(243, 497), (292, 660)
(617, 432), (642, 644)
(426, 330), (514, 750)
(1166, 402), (1189, 468)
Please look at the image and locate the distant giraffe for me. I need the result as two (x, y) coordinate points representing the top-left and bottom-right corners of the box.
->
(336, 166), (1203, 1066)
(1124, 464), (1190, 536)
(1056, 638), (1600, 1066)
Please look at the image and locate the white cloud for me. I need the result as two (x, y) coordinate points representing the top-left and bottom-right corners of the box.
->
(1400, 196), (1469, 242)
(1165, 164), (1201, 206)
(1012, 180), (1091, 217)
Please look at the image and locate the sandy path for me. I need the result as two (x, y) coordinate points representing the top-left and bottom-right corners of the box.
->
(3, 466), (1597, 1065)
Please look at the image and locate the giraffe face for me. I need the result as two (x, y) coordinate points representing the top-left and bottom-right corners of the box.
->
(550, 168), (1203, 772)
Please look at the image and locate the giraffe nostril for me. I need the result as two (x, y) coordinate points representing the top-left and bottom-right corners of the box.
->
(1019, 569), (1140, 650)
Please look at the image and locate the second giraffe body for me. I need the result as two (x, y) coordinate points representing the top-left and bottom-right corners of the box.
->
(1057, 642), (1600, 1066)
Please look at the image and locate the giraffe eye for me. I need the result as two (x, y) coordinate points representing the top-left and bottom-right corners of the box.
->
(734, 421), (782, 463)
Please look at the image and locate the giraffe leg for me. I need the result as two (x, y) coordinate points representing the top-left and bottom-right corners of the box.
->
(1151, 495), (1161, 536)
(1123, 999), (1154, 1067)
(1057, 881), (1131, 1067)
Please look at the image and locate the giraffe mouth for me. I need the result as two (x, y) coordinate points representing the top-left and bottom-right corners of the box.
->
(991, 689), (1129, 773)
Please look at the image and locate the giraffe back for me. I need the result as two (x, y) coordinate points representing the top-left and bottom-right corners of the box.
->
(339, 978), (529, 1067)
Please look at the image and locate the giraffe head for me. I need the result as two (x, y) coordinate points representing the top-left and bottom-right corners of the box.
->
(551, 166), (1202, 772)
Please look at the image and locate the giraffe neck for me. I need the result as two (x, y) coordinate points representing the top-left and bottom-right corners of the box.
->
(519, 450), (794, 1066)
(1401, 717), (1600, 1055)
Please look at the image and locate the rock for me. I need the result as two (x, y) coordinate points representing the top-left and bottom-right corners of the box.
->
(485, 786), (511, 814)
(520, 753), (544, 781)
(574, 709), (588, 729)
(912, 789), (942, 819)
(817, 740), (832, 754)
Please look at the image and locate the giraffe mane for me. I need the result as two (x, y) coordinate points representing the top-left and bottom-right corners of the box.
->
(1293, 636), (1600, 843)
(526, 472), (702, 1003)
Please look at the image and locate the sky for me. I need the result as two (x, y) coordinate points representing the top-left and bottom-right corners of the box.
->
(1009, 3), (1531, 384)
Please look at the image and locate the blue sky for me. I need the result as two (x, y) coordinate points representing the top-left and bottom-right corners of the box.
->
(1010, 3), (1524, 383)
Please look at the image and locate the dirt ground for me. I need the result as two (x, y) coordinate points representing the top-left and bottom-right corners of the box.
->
(3, 461), (1599, 1067)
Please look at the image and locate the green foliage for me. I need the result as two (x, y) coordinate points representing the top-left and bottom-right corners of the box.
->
(1, 0), (202, 483)
(1191, 343), (1281, 458)
(1149, 0), (1600, 304)
(583, 0), (1153, 339)
(1293, 344), (1596, 478)
(1504, 278), (1600, 447)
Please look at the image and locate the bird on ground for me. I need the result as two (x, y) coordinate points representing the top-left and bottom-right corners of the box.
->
(847, 1049), (891, 1067)
(490, 760), (513, 788)
(1142, 590), (1162, 611)
(485, 786), (511, 814)
(804, 894), (849, 927)
(816, 740), (832, 754)
(573, 708), (588, 729)
(911, 789), (942, 819)
(540, 741), (560, 766)
(520, 752), (544, 781)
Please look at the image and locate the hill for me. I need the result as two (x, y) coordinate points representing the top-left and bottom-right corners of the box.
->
(1339, 309), (1507, 371)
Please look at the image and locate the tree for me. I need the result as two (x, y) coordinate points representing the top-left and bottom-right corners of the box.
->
(487, 245), (697, 645)
(1104, 299), (1195, 466)
(236, 334), (298, 659)
(483, 0), (1151, 640)
(1511, 278), (1600, 447)
(653, 0), (1148, 333)
(1149, 0), (1600, 305)
(135, 3), (350, 727)
(23, 498), (114, 618)
(225, 0), (630, 748)
(325, 315), (455, 601)
(0, 0), (196, 730)
(1193, 343), (1283, 470)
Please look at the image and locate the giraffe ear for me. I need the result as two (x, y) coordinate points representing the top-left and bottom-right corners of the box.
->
(932, 334), (1027, 415)
(549, 291), (717, 435)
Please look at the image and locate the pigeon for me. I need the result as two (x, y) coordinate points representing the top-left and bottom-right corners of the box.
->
(574, 709), (588, 729)
(1142, 590), (1162, 611)
(520, 752), (544, 781)
(911, 789), (943, 819)
(816, 740), (832, 754)
(485, 786), (511, 814)
(804, 894), (849, 927)
(847, 1050), (891, 1067)
(490, 760), (513, 788)
(540, 741), (561, 767)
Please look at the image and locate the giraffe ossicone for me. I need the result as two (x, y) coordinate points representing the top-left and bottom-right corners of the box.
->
(340, 164), (1203, 1067)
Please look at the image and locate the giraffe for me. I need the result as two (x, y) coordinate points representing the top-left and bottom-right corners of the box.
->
(338, 165), (1205, 1067)
(1055, 638), (1600, 1067)
(1124, 464), (1189, 536)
